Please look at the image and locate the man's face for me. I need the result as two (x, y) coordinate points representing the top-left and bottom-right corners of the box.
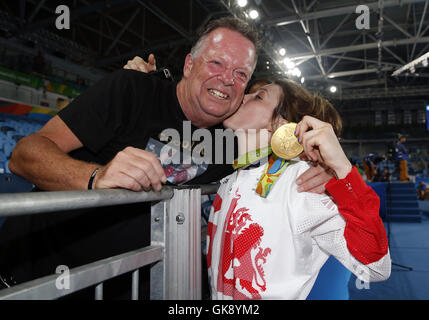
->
(181, 28), (256, 127)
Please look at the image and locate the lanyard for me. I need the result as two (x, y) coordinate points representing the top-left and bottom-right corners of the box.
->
(255, 155), (290, 198)
(232, 146), (272, 170)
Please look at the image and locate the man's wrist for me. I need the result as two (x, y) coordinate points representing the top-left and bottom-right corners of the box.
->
(88, 167), (100, 190)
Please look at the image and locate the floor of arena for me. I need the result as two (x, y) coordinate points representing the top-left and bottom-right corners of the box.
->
(349, 211), (429, 299)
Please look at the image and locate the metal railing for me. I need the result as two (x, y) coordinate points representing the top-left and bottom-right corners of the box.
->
(0, 184), (219, 300)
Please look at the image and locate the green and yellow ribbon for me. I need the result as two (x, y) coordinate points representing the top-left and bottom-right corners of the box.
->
(232, 147), (290, 198)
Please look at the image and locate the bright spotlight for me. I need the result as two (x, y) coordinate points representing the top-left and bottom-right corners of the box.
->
(283, 58), (295, 70)
(279, 48), (286, 56)
(292, 67), (301, 77)
(300, 77), (305, 84)
(249, 9), (259, 19)
(330, 86), (337, 93)
(237, 0), (248, 7)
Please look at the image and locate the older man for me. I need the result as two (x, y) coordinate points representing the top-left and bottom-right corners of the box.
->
(9, 18), (258, 192)
(1, 17), (329, 297)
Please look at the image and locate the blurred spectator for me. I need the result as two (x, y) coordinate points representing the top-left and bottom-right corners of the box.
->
(395, 134), (409, 182)
(412, 149), (428, 175)
(362, 153), (377, 182)
(417, 181), (429, 200)
(374, 168), (390, 182)
(350, 159), (365, 178)
(56, 98), (69, 111)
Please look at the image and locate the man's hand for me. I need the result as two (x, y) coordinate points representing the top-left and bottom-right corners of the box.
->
(93, 147), (167, 192)
(123, 54), (157, 73)
(296, 162), (334, 194)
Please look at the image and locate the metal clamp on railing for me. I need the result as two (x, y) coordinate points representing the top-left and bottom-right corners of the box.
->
(0, 184), (219, 300)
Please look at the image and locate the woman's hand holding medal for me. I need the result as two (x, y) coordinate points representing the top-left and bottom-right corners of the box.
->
(294, 115), (352, 179)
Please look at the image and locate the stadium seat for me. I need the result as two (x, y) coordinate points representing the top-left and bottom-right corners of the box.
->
(0, 126), (15, 135)
(4, 143), (14, 159)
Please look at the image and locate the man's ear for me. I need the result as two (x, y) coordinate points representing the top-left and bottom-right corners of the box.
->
(183, 53), (193, 78)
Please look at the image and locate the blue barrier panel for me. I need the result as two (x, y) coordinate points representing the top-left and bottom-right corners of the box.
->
(368, 182), (387, 219)
(0, 173), (34, 194)
(0, 173), (34, 228)
(307, 182), (388, 300)
(307, 256), (352, 300)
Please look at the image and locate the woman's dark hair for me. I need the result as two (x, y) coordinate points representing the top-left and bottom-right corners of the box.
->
(271, 78), (343, 136)
(247, 79), (271, 94)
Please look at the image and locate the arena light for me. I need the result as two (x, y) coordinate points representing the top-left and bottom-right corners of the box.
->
(291, 67), (301, 77)
(249, 9), (259, 19)
(237, 0), (248, 8)
(279, 48), (286, 56)
(330, 86), (337, 93)
(283, 58), (295, 70)
(392, 51), (429, 76)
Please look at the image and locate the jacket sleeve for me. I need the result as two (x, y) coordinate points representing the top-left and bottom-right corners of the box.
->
(325, 167), (388, 264)
(313, 166), (391, 282)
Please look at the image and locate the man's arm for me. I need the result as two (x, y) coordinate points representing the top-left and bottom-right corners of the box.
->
(10, 115), (167, 192)
(9, 115), (96, 191)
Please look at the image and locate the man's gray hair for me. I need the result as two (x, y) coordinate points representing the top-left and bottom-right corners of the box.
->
(190, 16), (260, 60)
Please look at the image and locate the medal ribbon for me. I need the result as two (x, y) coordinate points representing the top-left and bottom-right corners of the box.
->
(255, 154), (290, 198)
(232, 146), (272, 170)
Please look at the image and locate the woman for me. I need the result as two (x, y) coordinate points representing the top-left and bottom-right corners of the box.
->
(124, 58), (391, 300)
(206, 79), (390, 299)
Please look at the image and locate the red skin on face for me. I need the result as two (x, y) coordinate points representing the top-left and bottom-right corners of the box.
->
(178, 28), (256, 128)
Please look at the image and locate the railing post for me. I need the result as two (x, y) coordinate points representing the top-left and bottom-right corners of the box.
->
(94, 283), (103, 300)
(150, 187), (202, 300)
(150, 200), (165, 300)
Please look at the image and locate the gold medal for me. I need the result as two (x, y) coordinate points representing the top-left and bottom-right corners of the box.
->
(270, 122), (304, 159)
